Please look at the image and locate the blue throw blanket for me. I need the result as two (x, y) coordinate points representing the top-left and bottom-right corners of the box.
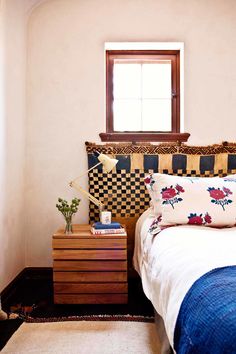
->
(174, 266), (236, 354)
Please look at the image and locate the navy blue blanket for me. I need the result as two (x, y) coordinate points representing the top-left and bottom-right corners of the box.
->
(174, 266), (236, 354)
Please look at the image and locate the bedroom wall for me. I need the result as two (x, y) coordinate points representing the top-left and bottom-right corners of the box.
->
(25, 0), (236, 266)
(0, 0), (7, 291)
(0, 0), (29, 290)
(0, 0), (43, 291)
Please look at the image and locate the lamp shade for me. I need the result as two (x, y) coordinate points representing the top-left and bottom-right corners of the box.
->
(97, 153), (118, 173)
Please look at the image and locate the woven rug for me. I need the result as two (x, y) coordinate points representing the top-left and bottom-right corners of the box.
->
(1, 316), (160, 354)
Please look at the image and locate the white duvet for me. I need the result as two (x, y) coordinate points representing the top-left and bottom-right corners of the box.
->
(133, 208), (236, 348)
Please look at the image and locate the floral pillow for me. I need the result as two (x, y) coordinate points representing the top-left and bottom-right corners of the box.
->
(144, 174), (161, 215)
(144, 173), (236, 227)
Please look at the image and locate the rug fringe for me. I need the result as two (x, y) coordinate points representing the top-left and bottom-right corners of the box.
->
(24, 314), (154, 323)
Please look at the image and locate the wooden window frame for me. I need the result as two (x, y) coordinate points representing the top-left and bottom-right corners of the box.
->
(100, 50), (189, 142)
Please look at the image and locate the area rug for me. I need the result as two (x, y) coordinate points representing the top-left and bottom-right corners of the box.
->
(1, 318), (160, 354)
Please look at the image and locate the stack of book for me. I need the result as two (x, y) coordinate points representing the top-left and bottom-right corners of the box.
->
(91, 222), (126, 235)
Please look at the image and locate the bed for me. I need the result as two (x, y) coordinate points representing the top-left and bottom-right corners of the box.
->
(134, 208), (236, 353)
(133, 172), (236, 353)
(85, 141), (236, 353)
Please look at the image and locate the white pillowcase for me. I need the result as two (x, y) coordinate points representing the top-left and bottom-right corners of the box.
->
(144, 173), (236, 227)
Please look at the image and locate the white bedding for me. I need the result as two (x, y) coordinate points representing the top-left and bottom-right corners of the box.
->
(133, 208), (236, 348)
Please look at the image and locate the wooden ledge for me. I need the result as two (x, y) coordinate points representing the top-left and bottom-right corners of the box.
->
(99, 132), (190, 143)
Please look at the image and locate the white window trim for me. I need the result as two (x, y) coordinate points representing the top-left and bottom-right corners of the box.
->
(104, 42), (184, 132)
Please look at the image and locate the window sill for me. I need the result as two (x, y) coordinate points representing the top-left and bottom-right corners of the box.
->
(99, 132), (190, 143)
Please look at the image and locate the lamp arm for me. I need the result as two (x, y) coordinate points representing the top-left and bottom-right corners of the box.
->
(74, 162), (102, 180)
(70, 180), (104, 210)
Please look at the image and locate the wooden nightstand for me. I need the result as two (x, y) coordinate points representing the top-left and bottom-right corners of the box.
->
(52, 224), (128, 304)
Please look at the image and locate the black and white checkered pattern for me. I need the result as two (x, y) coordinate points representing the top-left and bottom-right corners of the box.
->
(88, 169), (236, 222)
(89, 170), (150, 222)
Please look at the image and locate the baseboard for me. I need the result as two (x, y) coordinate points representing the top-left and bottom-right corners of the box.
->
(1, 269), (26, 308)
(1, 267), (53, 308)
(23, 267), (53, 281)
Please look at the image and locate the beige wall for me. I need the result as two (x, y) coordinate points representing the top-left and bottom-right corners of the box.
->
(26, 0), (236, 266)
(0, 0), (7, 291)
(0, 0), (41, 291)
(1, 0), (236, 279)
(0, 0), (30, 291)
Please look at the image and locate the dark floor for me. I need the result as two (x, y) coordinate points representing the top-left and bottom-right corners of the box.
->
(0, 275), (154, 350)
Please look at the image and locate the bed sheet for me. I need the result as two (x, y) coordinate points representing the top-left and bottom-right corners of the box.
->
(133, 211), (236, 348)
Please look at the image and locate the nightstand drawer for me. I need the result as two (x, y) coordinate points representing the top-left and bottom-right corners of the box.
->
(54, 282), (128, 294)
(52, 249), (127, 260)
(53, 260), (127, 271)
(53, 238), (126, 249)
(54, 293), (128, 304)
(53, 271), (127, 282)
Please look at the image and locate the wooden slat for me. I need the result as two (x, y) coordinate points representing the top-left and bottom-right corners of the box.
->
(53, 224), (127, 239)
(53, 260), (127, 271)
(53, 224), (92, 237)
(54, 282), (128, 294)
(53, 238), (126, 249)
(52, 249), (127, 260)
(53, 234), (127, 239)
(53, 271), (127, 282)
(54, 293), (128, 304)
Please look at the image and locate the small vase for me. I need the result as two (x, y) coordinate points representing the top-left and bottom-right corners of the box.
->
(64, 217), (73, 234)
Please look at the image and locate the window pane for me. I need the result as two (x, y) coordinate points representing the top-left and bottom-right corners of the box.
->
(113, 63), (141, 98)
(142, 99), (172, 131)
(142, 62), (171, 99)
(113, 99), (141, 131)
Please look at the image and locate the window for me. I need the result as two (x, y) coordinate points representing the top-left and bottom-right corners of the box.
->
(100, 45), (189, 142)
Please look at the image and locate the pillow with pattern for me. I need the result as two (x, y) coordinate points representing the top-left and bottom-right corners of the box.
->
(144, 173), (236, 227)
(144, 175), (161, 215)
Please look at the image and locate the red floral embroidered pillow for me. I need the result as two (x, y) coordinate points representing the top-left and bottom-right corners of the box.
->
(144, 173), (236, 227)
(144, 175), (161, 215)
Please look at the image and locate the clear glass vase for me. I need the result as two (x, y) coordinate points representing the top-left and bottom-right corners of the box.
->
(64, 216), (73, 234)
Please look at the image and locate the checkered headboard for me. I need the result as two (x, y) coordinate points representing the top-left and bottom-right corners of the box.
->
(86, 141), (236, 223)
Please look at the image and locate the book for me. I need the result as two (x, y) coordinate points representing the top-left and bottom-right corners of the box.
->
(91, 227), (126, 235)
(93, 222), (121, 230)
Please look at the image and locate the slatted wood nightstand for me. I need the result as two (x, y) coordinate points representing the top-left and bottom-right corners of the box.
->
(52, 224), (128, 304)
